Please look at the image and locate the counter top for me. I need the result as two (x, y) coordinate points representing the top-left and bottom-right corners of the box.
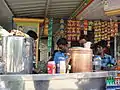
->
(0, 71), (117, 81)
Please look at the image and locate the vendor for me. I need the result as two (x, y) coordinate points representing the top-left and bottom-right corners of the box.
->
(53, 38), (71, 66)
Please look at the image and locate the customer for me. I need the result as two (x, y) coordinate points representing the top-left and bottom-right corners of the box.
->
(98, 40), (110, 55)
(96, 40), (115, 70)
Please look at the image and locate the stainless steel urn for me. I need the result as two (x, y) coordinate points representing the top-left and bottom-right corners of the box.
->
(2, 36), (34, 74)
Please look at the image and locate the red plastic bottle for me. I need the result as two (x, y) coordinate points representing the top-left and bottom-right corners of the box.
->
(47, 61), (56, 74)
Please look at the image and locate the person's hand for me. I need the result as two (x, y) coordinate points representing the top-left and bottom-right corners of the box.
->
(64, 46), (69, 53)
(66, 52), (71, 57)
(79, 39), (86, 44)
(66, 53), (71, 65)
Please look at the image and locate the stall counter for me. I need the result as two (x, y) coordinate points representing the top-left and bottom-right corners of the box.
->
(0, 71), (116, 90)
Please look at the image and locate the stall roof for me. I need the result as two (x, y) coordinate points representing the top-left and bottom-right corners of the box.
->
(0, 0), (13, 29)
(5, 0), (83, 18)
(76, 0), (117, 20)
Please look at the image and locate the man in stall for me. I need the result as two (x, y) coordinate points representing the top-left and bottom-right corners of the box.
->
(54, 38), (70, 64)
(53, 38), (71, 73)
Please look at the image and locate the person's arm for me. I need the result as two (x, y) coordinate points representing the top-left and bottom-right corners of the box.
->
(110, 57), (116, 66)
(53, 53), (58, 64)
(66, 53), (71, 65)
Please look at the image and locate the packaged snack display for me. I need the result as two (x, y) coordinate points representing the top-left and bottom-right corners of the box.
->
(84, 20), (88, 31)
(60, 19), (65, 31)
(66, 20), (81, 41)
(66, 19), (118, 44)
(94, 21), (102, 43)
(88, 21), (93, 31)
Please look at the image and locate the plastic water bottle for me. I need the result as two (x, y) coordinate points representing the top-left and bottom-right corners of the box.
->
(93, 55), (102, 71)
(56, 62), (60, 73)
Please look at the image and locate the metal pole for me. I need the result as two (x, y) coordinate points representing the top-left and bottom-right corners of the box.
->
(44, 0), (50, 18)
(114, 36), (117, 59)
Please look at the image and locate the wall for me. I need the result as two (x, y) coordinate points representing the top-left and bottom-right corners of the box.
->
(0, 0), (13, 30)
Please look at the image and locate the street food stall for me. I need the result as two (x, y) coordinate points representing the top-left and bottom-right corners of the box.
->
(0, 0), (120, 90)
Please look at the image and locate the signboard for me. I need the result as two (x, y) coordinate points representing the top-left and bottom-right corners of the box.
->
(15, 22), (38, 33)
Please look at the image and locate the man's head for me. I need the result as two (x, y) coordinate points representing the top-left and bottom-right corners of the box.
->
(98, 40), (107, 48)
(27, 30), (38, 40)
(57, 38), (68, 52)
(96, 45), (103, 55)
(96, 40), (108, 55)
(79, 35), (87, 47)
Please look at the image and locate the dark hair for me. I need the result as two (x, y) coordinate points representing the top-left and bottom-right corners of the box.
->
(79, 35), (90, 41)
(71, 41), (80, 47)
(57, 38), (68, 46)
(98, 40), (107, 48)
(80, 35), (86, 40)
(27, 30), (38, 40)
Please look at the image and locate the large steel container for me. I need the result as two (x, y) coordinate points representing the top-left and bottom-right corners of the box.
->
(70, 47), (93, 72)
(2, 36), (34, 74)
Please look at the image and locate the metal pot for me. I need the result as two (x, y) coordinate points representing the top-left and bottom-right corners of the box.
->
(2, 36), (33, 74)
(70, 47), (93, 73)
